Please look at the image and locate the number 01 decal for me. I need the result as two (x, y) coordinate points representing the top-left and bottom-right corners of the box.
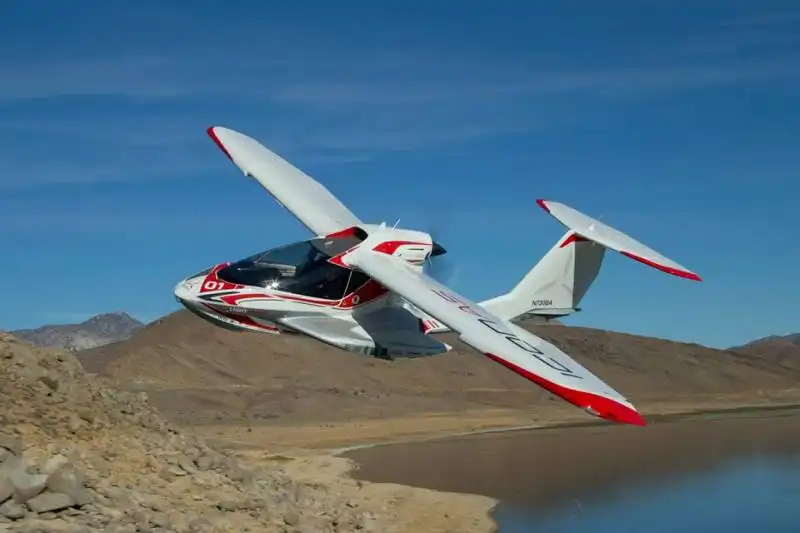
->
(203, 280), (225, 292)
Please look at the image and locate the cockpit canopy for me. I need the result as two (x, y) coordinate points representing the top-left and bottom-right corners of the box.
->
(216, 235), (371, 301)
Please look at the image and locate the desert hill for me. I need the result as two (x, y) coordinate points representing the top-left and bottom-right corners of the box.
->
(11, 311), (144, 351)
(78, 310), (800, 426)
(730, 336), (800, 373)
(734, 332), (800, 348)
(0, 331), (385, 531)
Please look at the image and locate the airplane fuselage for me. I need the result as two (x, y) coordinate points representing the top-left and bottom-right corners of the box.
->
(174, 228), (451, 357)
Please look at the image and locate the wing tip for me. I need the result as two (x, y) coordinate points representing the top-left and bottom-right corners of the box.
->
(588, 404), (648, 426)
(484, 352), (647, 427)
(206, 126), (233, 161)
(620, 251), (702, 282)
(536, 198), (551, 213)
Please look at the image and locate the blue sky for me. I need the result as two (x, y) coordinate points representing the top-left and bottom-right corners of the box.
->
(1, 0), (798, 348)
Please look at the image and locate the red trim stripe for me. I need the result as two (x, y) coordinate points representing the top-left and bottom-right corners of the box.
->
(620, 251), (702, 282)
(206, 127), (233, 161)
(484, 352), (646, 426)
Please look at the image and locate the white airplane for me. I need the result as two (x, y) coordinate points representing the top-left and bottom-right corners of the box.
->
(174, 126), (702, 427)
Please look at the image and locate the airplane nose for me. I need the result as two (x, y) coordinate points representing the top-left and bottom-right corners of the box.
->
(173, 278), (196, 304)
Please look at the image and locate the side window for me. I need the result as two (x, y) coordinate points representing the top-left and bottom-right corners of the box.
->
(346, 271), (371, 293)
(287, 262), (360, 300)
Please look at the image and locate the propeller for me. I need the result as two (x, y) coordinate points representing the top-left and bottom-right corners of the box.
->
(421, 219), (461, 288)
(385, 213), (461, 287)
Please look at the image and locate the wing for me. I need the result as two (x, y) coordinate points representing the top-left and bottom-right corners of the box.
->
(207, 126), (363, 236)
(345, 238), (646, 426)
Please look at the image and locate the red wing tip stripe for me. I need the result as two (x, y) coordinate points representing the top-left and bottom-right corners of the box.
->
(620, 251), (702, 282)
(559, 233), (590, 248)
(536, 199), (551, 213)
(206, 126), (233, 161)
(484, 353), (647, 427)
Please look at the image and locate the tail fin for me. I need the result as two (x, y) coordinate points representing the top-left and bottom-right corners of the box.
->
(481, 199), (701, 321)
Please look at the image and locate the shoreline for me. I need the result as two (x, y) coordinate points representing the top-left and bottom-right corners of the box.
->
(331, 400), (800, 455)
(200, 399), (800, 533)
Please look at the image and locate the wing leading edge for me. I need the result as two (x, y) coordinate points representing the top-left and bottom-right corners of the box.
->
(344, 236), (646, 426)
(207, 126), (363, 236)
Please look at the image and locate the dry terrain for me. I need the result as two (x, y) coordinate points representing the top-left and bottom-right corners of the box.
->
(79, 310), (800, 440)
(10, 310), (797, 533)
(2, 331), (454, 533)
(731, 336), (800, 372)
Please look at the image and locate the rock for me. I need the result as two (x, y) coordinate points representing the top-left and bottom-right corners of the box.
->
(177, 455), (197, 474)
(216, 500), (237, 512)
(186, 517), (216, 533)
(42, 455), (70, 475)
(10, 470), (48, 503)
(0, 499), (25, 519)
(27, 491), (76, 513)
(195, 455), (214, 471)
(0, 478), (12, 504)
(283, 510), (300, 526)
(0, 333), (390, 533)
(0, 436), (21, 456)
(106, 524), (137, 533)
(149, 512), (172, 528)
(46, 464), (90, 505)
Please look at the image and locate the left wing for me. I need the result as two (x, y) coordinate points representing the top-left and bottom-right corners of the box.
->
(207, 126), (363, 236)
(345, 236), (646, 426)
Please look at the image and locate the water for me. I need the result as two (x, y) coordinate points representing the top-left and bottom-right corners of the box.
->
(496, 454), (800, 533)
(344, 409), (800, 532)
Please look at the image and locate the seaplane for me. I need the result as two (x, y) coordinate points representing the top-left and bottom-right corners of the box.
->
(174, 126), (702, 427)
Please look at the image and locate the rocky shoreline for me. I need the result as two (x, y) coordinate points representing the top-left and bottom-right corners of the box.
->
(1, 332), (384, 532)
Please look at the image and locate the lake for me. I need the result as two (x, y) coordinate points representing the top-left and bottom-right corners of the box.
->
(344, 408), (800, 532)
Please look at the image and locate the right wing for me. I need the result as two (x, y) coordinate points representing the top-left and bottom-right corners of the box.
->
(345, 237), (646, 426)
(207, 126), (363, 236)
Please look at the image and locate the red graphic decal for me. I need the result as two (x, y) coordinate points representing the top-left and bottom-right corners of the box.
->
(338, 279), (388, 308)
(559, 233), (590, 248)
(372, 241), (429, 255)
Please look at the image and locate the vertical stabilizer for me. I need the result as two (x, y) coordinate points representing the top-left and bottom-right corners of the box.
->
(481, 230), (605, 320)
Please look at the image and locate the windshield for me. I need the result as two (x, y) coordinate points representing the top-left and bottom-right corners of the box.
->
(217, 238), (370, 300)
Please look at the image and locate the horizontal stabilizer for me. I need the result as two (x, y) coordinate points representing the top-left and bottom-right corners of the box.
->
(536, 199), (701, 282)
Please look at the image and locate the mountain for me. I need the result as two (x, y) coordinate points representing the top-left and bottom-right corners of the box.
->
(729, 333), (800, 373)
(11, 311), (144, 351)
(77, 310), (800, 426)
(734, 333), (800, 348)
